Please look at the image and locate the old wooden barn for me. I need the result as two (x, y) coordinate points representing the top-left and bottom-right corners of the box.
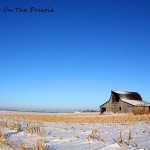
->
(100, 90), (150, 114)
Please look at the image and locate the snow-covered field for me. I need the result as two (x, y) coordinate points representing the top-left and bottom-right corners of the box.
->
(0, 112), (150, 150)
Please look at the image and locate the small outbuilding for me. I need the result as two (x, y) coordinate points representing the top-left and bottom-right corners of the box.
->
(100, 90), (150, 114)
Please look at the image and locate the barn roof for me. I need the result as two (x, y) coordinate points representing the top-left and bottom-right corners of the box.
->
(121, 99), (150, 106)
(100, 100), (109, 107)
(112, 90), (142, 100)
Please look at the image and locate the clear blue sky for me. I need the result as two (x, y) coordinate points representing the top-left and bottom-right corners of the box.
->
(0, 0), (150, 111)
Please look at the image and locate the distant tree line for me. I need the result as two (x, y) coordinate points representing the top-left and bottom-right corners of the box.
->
(83, 109), (98, 112)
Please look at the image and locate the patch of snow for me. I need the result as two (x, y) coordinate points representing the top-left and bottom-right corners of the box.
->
(99, 143), (123, 150)
(0, 114), (150, 150)
(121, 99), (150, 106)
(113, 91), (130, 94)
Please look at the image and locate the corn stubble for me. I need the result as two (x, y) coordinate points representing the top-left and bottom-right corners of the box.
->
(0, 112), (149, 150)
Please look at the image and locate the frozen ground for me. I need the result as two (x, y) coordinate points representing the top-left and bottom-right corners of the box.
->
(0, 118), (150, 150)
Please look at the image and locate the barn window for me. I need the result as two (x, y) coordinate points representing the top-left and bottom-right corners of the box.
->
(119, 107), (121, 111)
(112, 94), (119, 102)
(116, 97), (119, 102)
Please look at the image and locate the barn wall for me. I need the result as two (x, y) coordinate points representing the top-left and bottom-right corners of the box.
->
(120, 101), (133, 113)
(100, 100), (135, 113)
(144, 107), (149, 111)
(100, 101), (111, 114)
(120, 103), (150, 113)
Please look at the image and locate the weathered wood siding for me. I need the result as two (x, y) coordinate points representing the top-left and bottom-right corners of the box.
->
(100, 100), (150, 114)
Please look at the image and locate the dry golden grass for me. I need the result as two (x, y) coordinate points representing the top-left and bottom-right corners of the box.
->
(133, 108), (150, 115)
(0, 131), (9, 147)
(0, 112), (150, 123)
